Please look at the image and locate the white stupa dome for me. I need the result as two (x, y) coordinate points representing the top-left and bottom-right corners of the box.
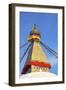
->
(20, 72), (57, 78)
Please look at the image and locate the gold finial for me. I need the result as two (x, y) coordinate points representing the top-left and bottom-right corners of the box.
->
(32, 24), (37, 31)
(28, 24), (41, 41)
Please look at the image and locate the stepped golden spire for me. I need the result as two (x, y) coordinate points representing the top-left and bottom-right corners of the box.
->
(22, 24), (51, 74)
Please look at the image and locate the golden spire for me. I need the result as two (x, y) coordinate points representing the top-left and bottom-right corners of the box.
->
(22, 24), (51, 74)
(28, 24), (41, 42)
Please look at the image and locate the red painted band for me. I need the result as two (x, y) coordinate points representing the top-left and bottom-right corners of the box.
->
(27, 61), (51, 68)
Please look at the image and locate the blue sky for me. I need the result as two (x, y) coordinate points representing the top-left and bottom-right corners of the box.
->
(20, 12), (58, 75)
